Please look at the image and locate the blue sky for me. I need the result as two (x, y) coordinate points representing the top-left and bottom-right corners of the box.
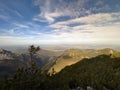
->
(0, 0), (120, 46)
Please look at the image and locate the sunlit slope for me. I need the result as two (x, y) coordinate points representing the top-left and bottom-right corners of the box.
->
(49, 48), (120, 73)
(54, 55), (120, 90)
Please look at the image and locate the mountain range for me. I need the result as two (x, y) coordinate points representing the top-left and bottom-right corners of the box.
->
(0, 48), (120, 76)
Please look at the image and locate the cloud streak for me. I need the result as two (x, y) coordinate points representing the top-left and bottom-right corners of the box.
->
(0, 14), (9, 20)
(33, 0), (90, 23)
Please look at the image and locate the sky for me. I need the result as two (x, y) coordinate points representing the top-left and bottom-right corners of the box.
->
(0, 0), (120, 46)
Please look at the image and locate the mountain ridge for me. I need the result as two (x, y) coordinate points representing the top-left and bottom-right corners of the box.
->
(49, 48), (120, 73)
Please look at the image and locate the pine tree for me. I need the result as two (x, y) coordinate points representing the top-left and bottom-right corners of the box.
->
(28, 45), (40, 67)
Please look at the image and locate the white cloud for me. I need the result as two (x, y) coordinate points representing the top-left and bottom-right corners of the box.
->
(45, 12), (120, 45)
(13, 23), (30, 28)
(0, 21), (120, 45)
(48, 12), (120, 38)
(33, 0), (118, 23)
(1, 11), (119, 45)
(0, 14), (9, 20)
(50, 12), (120, 27)
(33, 0), (90, 23)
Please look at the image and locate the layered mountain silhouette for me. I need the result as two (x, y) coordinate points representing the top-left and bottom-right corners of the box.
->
(0, 48), (120, 76)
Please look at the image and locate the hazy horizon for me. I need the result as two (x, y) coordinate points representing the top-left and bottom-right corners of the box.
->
(0, 44), (120, 52)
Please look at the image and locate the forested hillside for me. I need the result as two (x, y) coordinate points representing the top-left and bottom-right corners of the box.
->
(0, 54), (120, 90)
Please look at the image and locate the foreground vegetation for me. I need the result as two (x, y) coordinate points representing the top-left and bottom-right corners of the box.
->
(0, 46), (120, 90)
